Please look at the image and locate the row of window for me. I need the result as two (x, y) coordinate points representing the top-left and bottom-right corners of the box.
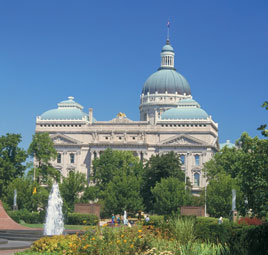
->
(40, 124), (82, 127)
(180, 154), (200, 166)
(161, 124), (207, 127)
(57, 153), (75, 164)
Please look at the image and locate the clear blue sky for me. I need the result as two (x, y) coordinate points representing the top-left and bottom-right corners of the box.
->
(0, 0), (267, 149)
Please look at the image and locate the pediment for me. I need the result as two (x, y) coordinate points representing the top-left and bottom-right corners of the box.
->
(160, 134), (205, 146)
(50, 134), (81, 145)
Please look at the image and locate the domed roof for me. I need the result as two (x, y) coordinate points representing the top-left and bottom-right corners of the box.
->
(161, 99), (208, 120)
(220, 140), (236, 149)
(40, 96), (94, 121)
(162, 44), (174, 52)
(142, 69), (191, 95)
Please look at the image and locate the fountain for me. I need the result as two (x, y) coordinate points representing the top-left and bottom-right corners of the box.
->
(44, 183), (64, 235)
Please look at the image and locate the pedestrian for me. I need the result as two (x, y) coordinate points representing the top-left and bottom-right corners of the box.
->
(218, 216), (223, 224)
(117, 215), (121, 225)
(112, 214), (115, 224)
(145, 215), (150, 223)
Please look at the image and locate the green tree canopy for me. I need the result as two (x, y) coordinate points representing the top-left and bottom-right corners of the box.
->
(93, 149), (143, 191)
(28, 133), (59, 184)
(3, 177), (49, 212)
(151, 177), (189, 215)
(0, 133), (27, 197)
(204, 132), (268, 217)
(60, 171), (87, 212)
(141, 152), (184, 211)
(103, 173), (143, 216)
(206, 172), (243, 218)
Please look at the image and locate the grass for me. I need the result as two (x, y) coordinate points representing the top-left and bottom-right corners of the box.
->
(20, 223), (89, 230)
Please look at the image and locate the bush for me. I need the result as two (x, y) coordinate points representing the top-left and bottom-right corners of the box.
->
(66, 213), (99, 225)
(238, 217), (263, 226)
(8, 209), (45, 224)
(143, 215), (164, 227)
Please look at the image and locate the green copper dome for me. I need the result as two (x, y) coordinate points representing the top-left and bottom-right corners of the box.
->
(142, 69), (191, 95)
(40, 97), (95, 121)
(142, 40), (191, 95)
(161, 99), (208, 120)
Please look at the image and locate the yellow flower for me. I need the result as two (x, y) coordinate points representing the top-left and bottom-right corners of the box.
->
(117, 240), (120, 243)
(124, 239), (127, 243)
(91, 237), (95, 241)
(121, 234), (124, 238)
(138, 235), (142, 239)
(130, 244), (134, 248)
(138, 229), (142, 233)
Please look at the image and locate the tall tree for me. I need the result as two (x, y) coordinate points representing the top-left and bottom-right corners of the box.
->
(3, 177), (49, 212)
(93, 149), (143, 191)
(151, 177), (189, 215)
(141, 152), (184, 212)
(28, 133), (59, 184)
(60, 171), (87, 212)
(204, 132), (268, 217)
(206, 172), (243, 218)
(0, 133), (27, 197)
(103, 173), (143, 216)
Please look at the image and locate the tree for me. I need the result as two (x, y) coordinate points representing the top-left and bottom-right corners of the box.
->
(93, 149), (143, 191)
(3, 177), (49, 212)
(151, 177), (189, 215)
(236, 133), (268, 217)
(141, 152), (184, 211)
(59, 171), (87, 212)
(206, 172), (243, 218)
(28, 133), (59, 184)
(103, 173), (143, 216)
(0, 133), (27, 197)
(204, 132), (268, 217)
(257, 101), (268, 137)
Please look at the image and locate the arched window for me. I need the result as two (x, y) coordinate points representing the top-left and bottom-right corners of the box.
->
(180, 155), (185, 165)
(70, 153), (75, 164)
(194, 155), (200, 166)
(57, 153), (61, 164)
(194, 173), (200, 187)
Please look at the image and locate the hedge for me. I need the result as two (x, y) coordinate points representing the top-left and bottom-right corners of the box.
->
(66, 213), (99, 226)
(8, 209), (45, 224)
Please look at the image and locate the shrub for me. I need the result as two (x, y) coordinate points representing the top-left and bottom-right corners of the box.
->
(168, 217), (195, 244)
(66, 213), (99, 225)
(143, 215), (164, 227)
(8, 209), (45, 224)
(238, 217), (263, 226)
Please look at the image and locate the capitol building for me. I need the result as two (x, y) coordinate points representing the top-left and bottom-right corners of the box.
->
(35, 38), (219, 194)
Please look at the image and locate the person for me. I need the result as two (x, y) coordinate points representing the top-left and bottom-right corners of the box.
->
(145, 215), (150, 223)
(117, 215), (121, 225)
(218, 216), (223, 224)
(112, 214), (115, 224)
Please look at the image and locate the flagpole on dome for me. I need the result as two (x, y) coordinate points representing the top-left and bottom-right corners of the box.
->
(167, 20), (170, 43)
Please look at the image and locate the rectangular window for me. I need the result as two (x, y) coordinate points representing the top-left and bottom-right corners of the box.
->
(70, 153), (75, 164)
(180, 155), (185, 165)
(195, 155), (200, 166)
(57, 153), (61, 164)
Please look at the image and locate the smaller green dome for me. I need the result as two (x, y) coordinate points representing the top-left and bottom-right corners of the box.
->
(161, 99), (209, 120)
(40, 96), (95, 121)
(162, 44), (174, 52)
(220, 140), (236, 149)
(161, 39), (174, 52)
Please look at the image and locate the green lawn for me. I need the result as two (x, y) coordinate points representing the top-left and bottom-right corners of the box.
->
(20, 223), (89, 230)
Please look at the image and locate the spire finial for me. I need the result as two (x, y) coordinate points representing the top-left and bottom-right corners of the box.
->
(166, 20), (170, 42)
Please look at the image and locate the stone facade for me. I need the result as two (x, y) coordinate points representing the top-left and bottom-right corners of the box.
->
(35, 38), (219, 194)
